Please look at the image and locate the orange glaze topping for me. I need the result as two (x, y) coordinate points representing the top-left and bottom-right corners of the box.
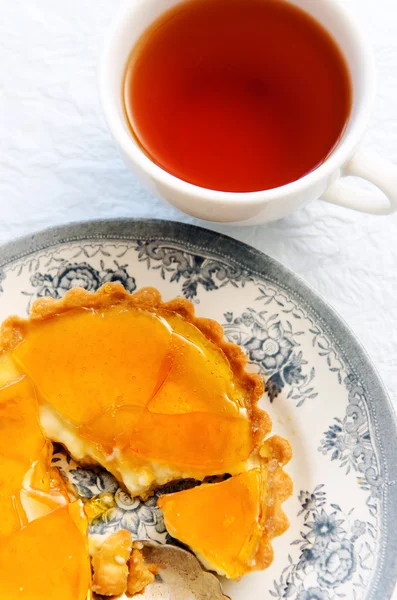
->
(158, 437), (293, 579)
(0, 503), (91, 600)
(11, 301), (259, 476)
(0, 378), (68, 536)
(158, 469), (264, 578)
(0, 378), (91, 599)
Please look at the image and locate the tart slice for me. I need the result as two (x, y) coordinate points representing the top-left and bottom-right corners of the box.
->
(0, 503), (91, 600)
(157, 436), (292, 579)
(0, 377), (69, 536)
(0, 282), (270, 497)
(0, 378), (91, 600)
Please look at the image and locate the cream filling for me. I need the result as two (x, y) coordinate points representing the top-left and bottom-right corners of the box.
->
(0, 357), (256, 497)
(194, 551), (229, 578)
(39, 404), (254, 498)
(195, 542), (261, 578)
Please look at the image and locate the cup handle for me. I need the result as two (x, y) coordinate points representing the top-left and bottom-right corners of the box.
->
(321, 147), (397, 215)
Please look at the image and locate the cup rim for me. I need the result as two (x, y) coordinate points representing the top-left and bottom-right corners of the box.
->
(99, 0), (376, 207)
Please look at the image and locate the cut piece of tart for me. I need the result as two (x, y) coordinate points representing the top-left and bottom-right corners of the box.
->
(157, 436), (292, 579)
(0, 503), (91, 600)
(0, 377), (69, 536)
(0, 378), (91, 600)
(0, 282), (270, 497)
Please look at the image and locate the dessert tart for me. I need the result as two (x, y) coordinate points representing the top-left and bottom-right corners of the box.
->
(0, 283), (292, 596)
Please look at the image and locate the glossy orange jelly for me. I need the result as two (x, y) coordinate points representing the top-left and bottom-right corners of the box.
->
(12, 305), (254, 476)
(158, 469), (264, 578)
(0, 379), (91, 599)
(0, 503), (91, 600)
(158, 462), (292, 579)
(0, 378), (68, 536)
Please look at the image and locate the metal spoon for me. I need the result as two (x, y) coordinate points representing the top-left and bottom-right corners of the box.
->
(132, 544), (229, 600)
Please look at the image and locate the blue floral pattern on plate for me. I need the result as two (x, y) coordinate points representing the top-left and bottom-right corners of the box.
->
(52, 448), (200, 543)
(270, 486), (373, 600)
(0, 223), (394, 600)
(223, 308), (316, 405)
(319, 375), (381, 498)
(135, 239), (253, 299)
(27, 259), (136, 301)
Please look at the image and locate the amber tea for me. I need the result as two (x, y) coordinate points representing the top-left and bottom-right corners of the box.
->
(124, 0), (352, 193)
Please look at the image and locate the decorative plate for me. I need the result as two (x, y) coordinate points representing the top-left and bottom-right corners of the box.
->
(0, 219), (396, 600)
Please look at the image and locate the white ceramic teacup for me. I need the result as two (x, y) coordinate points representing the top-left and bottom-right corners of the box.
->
(99, 0), (397, 225)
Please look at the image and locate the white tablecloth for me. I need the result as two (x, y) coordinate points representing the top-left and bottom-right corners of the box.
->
(1, 0), (396, 594)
